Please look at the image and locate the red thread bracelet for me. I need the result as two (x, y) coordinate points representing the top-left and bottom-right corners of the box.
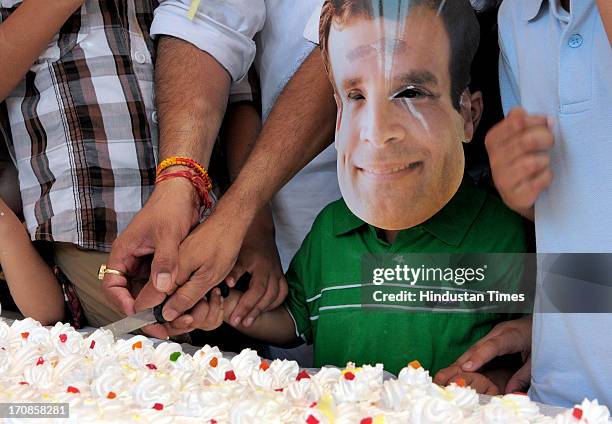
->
(155, 170), (213, 210)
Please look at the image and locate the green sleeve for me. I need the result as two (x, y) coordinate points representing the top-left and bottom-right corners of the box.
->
(284, 231), (315, 344)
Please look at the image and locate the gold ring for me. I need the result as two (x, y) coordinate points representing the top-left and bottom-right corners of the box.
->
(98, 264), (125, 280)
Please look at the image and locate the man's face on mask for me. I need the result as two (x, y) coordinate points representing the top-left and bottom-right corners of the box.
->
(328, 7), (467, 230)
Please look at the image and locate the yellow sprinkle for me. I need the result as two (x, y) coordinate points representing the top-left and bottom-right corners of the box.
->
(187, 0), (201, 20)
(373, 415), (385, 424)
(317, 395), (336, 423)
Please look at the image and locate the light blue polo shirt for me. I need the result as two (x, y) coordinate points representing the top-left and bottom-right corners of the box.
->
(498, 0), (612, 408)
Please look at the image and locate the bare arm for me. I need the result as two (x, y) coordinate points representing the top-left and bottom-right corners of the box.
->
(223, 289), (298, 346)
(104, 36), (232, 337)
(0, 199), (64, 324)
(596, 0), (612, 45)
(0, 0), (83, 101)
(162, 49), (337, 322)
(220, 49), (336, 232)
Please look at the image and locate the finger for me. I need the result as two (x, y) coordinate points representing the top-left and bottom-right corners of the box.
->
(103, 282), (136, 316)
(504, 153), (551, 191)
(484, 380), (502, 396)
(141, 323), (169, 340)
(506, 127), (554, 163)
(243, 276), (277, 327)
(225, 261), (247, 288)
(207, 288), (225, 329)
(511, 168), (554, 209)
(162, 274), (216, 322)
(150, 232), (181, 293)
(505, 359), (532, 394)
(228, 276), (267, 327)
(433, 364), (461, 386)
(267, 275), (289, 310)
(134, 281), (167, 311)
(458, 337), (513, 372)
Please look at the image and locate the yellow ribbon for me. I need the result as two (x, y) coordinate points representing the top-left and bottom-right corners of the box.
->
(188, 0), (201, 20)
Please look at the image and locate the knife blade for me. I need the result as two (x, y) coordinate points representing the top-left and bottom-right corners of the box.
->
(99, 281), (232, 339)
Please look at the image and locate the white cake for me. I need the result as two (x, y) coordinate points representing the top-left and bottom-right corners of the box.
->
(0, 317), (609, 423)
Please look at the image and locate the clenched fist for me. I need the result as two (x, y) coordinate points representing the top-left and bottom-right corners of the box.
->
(485, 108), (554, 220)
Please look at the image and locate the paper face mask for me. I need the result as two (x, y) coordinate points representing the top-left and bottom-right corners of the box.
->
(320, 0), (481, 231)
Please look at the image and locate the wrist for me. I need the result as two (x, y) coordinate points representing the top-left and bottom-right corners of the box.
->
(153, 174), (201, 213)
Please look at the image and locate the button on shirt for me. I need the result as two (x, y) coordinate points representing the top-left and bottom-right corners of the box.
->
(0, 0), (159, 252)
(498, 0), (612, 407)
(284, 182), (527, 375)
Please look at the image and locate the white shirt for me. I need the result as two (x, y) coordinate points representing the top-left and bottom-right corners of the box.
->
(152, 0), (340, 271)
(499, 0), (612, 408)
(255, 0), (340, 270)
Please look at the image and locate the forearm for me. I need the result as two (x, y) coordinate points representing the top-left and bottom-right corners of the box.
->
(596, 0), (612, 45)
(217, 49), (336, 231)
(0, 0), (82, 101)
(227, 305), (298, 346)
(155, 36), (231, 167)
(0, 201), (64, 324)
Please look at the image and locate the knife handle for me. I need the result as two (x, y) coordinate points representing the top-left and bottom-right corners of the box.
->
(152, 281), (231, 325)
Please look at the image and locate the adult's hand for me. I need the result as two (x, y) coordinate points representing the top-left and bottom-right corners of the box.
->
(158, 196), (252, 324)
(224, 207), (288, 328)
(102, 177), (200, 338)
(434, 315), (533, 393)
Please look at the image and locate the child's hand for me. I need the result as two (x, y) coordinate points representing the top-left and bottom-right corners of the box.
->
(485, 107), (554, 219)
(434, 365), (501, 395)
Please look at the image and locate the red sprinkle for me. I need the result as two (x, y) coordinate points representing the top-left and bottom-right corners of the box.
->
(19, 382), (29, 385)
(152, 403), (164, 411)
(89, 340), (96, 349)
(572, 408), (583, 420)
(66, 386), (80, 394)
(36, 357), (45, 366)
(224, 370), (236, 381)
(21, 332), (29, 340)
(343, 371), (356, 381)
(146, 363), (157, 370)
(210, 420), (218, 424)
(107, 392), (117, 399)
(306, 415), (320, 424)
(309, 402), (317, 408)
(361, 418), (373, 424)
(274, 388), (284, 393)
(259, 361), (270, 371)
(296, 370), (311, 381)
(59, 334), (67, 343)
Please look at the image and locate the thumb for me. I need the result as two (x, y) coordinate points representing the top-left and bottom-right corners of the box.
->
(505, 357), (532, 394)
(150, 233), (180, 293)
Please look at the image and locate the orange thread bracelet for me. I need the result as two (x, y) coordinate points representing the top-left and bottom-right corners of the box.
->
(155, 170), (213, 210)
(156, 157), (212, 191)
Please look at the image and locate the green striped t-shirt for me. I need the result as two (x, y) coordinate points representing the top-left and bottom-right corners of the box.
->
(284, 181), (527, 376)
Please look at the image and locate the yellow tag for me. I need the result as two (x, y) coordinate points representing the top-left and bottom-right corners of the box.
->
(188, 0), (201, 20)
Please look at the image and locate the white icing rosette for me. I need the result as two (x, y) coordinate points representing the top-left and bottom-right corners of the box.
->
(131, 375), (175, 409)
(398, 363), (434, 390)
(434, 382), (479, 411)
(8, 345), (41, 377)
(91, 367), (128, 400)
(230, 348), (262, 380)
(285, 378), (323, 406)
(313, 366), (342, 391)
(551, 399), (611, 424)
(84, 328), (115, 359)
(410, 394), (464, 423)
(204, 356), (233, 384)
(380, 379), (412, 411)
(192, 344), (223, 371)
(268, 359), (300, 388)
